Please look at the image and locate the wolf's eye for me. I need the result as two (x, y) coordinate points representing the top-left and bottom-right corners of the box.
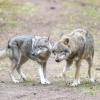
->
(52, 50), (54, 53)
(34, 46), (36, 49)
(37, 46), (42, 48)
(64, 49), (68, 53)
(39, 46), (41, 48)
(52, 50), (56, 55)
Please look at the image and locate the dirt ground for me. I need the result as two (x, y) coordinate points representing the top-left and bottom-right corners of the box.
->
(0, 0), (100, 100)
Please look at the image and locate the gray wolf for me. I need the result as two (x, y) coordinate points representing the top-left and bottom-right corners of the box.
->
(0, 35), (52, 84)
(53, 29), (95, 86)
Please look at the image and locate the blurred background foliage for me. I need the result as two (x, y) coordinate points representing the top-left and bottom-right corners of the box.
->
(0, 0), (38, 32)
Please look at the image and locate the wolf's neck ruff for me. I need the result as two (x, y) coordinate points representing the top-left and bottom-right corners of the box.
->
(32, 36), (52, 52)
(32, 36), (46, 49)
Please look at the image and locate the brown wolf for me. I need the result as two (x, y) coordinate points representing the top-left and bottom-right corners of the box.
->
(53, 29), (95, 86)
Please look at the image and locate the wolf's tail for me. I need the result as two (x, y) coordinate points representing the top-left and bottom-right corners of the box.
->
(0, 48), (8, 59)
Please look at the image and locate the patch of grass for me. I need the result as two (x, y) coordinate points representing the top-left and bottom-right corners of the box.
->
(62, 0), (81, 9)
(6, 20), (19, 27)
(83, 0), (100, 5)
(79, 82), (100, 96)
(0, 0), (39, 16)
(16, 2), (38, 16)
(0, 0), (39, 31)
(0, 63), (8, 71)
(82, 7), (100, 18)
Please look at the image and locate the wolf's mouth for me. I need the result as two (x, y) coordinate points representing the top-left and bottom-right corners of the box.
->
(55, 59), (60, 62)
(39, 52), (50, 59)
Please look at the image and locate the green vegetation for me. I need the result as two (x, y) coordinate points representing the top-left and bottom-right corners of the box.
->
(78, 82), (100, 96)
(84, 0), (100, 5)
(82, 7), (100, 18)
(0, 0), (39, 31)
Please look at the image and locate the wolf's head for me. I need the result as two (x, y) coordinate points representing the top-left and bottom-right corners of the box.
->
(52, 36), (71, 62)
(32, 36), (53, 61)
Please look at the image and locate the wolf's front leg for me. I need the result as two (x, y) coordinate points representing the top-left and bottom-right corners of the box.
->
(43, 62), (51, 84)
(62, 61), (71, 83)
(38, 63), (50, 85)
(71, 60), (81, 87)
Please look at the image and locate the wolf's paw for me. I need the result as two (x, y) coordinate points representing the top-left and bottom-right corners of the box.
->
(71, 80), (80, 87)
(13, 80), (20, 83)
(90, 78), (95, 83)
(22, 77), (27, 81)
(41, 80), (51, 85)
(89, 78), (96, 85)
(20, 72), (27, 81)
(57, 73), (63, 78)
(45, 79), (51, 84)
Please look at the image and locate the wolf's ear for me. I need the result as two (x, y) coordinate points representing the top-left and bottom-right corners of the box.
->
(63, 38), (69, 45)
(59, 33), (64, 37)
(47, 33), (51, 41)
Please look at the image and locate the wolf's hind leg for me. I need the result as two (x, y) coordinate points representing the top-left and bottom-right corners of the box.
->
(17, 67), (27, 81)
(87, 57), (95, 83)
(10, 60), (19, 83)
(16, 57), (28, 81)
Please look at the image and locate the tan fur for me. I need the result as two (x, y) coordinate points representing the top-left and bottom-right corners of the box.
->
(53, 29), (95, 86)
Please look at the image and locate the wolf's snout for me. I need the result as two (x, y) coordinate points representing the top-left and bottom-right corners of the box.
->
(32, 52), (36, 56)
(55, 59), (60, 62)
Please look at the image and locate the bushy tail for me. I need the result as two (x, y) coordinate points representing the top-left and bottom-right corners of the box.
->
(0, 48), (8, 59)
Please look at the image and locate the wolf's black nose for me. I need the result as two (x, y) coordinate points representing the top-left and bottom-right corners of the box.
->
(32, 53), (36, 56)
(55, 59), (60, 62)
